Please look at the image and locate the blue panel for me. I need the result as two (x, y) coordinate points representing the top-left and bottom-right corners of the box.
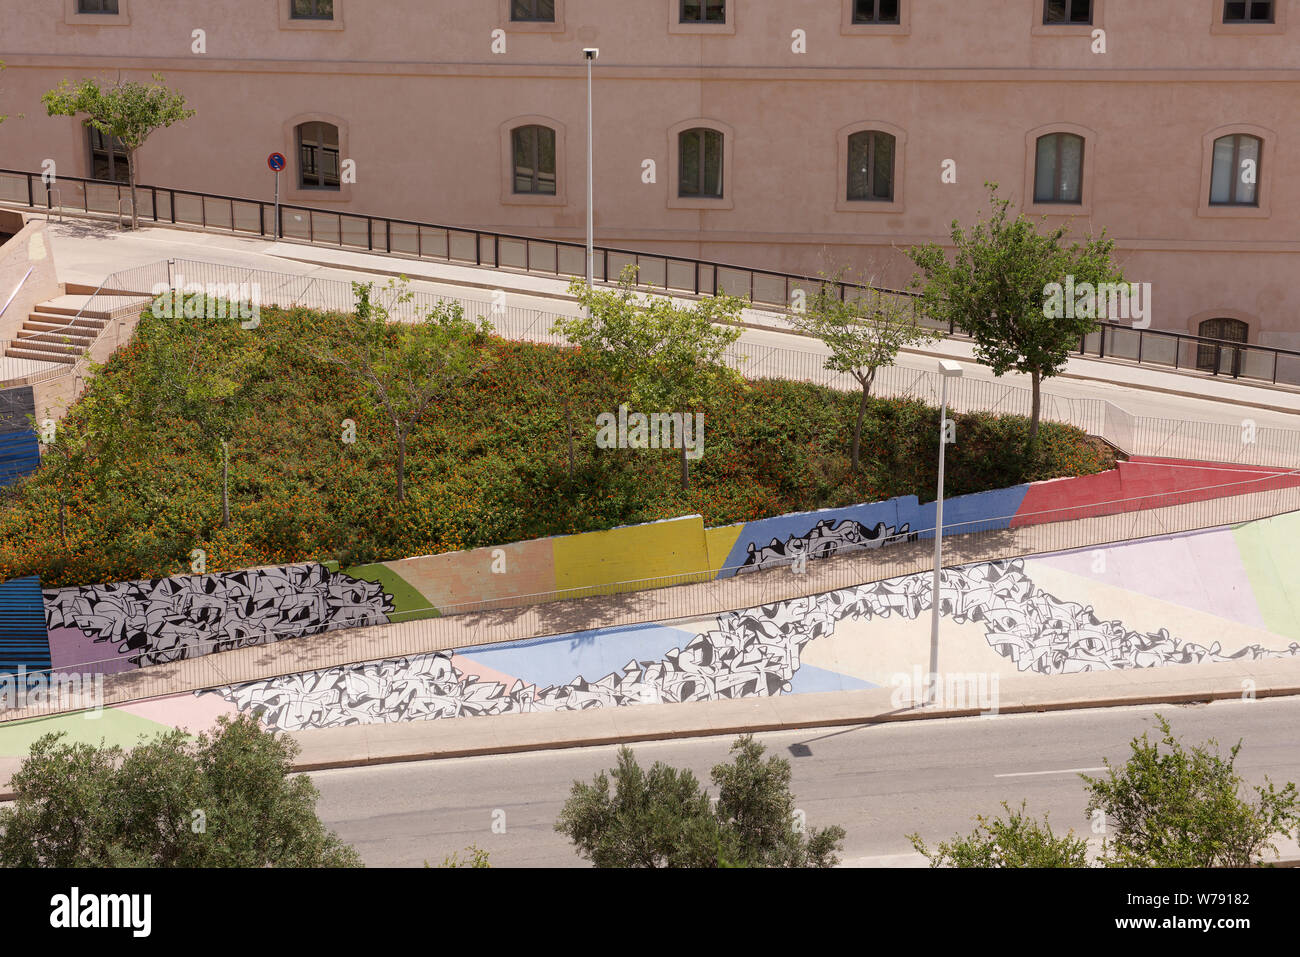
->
(0, 575), (52, 675)
(0, 430), (41, 488)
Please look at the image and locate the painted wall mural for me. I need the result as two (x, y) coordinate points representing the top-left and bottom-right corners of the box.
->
(44, 564), (392, 671)
(7, 454), (1300, 678)
(738, 518), (917, 574)
(203, 520), (1300, 731)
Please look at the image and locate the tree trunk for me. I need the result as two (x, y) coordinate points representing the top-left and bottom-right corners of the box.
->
(564, 393), (575, 479)
(396, 428), (407, 502)
(220, 438), (230, 529)
(1028, 370), (1042, 447)
(127, 148), (140, 230)
(852, 384), (870, 475)
(679, 443), (689, 491)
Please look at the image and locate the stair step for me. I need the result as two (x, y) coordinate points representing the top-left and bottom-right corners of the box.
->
(20, 332), (96, 348)
(4, 346), (78, 365)
(23, 317), (107, 334)
(33, 303), (113, 320)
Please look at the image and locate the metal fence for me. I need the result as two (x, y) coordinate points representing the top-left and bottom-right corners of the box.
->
(5, 166), (1300, 386)
(5, 469), (1299, 722)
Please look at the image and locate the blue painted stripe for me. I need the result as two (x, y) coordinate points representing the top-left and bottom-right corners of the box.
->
(0, 430), (41, 488)
(0, 575), (51, 674)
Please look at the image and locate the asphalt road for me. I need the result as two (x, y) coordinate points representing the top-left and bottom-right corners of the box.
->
(309, 696), (1300, 867)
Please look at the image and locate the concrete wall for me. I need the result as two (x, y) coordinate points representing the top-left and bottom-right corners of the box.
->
(0, 219), (60, 344)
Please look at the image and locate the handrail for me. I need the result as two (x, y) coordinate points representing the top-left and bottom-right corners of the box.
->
(0, 265), (34, 323)
(3, 166), (1300, 384)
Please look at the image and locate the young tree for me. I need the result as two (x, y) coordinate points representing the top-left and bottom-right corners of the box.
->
(304, 279), (494, 503)
(908, 801), (1089, 868)
(0, 715), (361, 867)
(42, 74), (195, 229)
(557, 268), (744, 491)
(555, 734), (845, 868)
(793, 272), (937, 474)
(1082, 714), (1300, 868)
(133, 294), (259, 529)
(908, 182), (1123, 446)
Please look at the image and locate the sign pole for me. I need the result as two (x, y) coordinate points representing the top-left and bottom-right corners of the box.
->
(267, 152), (287, 240)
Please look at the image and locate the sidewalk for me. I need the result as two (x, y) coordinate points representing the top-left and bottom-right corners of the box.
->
(31, 217), (1300, 427)
(3, 655), (1298, 798)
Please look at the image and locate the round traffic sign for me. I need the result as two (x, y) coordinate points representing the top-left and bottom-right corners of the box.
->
(267, 152), (287, 172)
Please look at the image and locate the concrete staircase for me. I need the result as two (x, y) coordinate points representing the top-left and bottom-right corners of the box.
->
(3, 294), (147, 366)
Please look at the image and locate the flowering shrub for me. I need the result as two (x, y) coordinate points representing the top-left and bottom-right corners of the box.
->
(0, 305), (1115, 587)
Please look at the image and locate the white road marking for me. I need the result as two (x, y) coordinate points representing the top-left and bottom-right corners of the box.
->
(994, 766), (1108, 778)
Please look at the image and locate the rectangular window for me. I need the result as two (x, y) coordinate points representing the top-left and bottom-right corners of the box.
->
(511, 0), (555, 21)
(1223, 1), (1274, 22)
(1043, 0), (1092, 24)
(680, 0), (726, 24)
(298, 122), (340, 189)
(1034, 133), (1084, 204)
(513, 126), (557, 195)
(88, 128), (129, 183)
(1210, 134), (1260, 206)
(852, 0), (900, 24)
(679, 129), (723, 197)
(291, 0), (334, 20)
(78, 0), (119, 11)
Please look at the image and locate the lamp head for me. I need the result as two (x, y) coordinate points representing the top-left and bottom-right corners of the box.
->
(938, 359), (964, 378)
(582, 48), (599, 60)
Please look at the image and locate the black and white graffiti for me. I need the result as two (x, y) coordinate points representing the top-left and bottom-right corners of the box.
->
(738, 518), (917, 573)
(203, 558), (1300, 731)
(45, 564), (392, 667)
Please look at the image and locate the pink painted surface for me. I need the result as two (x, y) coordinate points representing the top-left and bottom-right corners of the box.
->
(117, 692), (240, 734)
(47, 626), (136, 675)
(449, 653), (526, 695)
(1032, 528), (1269, 630)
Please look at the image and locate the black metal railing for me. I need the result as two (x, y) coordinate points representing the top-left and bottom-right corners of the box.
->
(4, 167), (1299, 386)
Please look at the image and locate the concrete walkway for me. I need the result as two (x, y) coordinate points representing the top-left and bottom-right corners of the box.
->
(29, 216), (1300, 427)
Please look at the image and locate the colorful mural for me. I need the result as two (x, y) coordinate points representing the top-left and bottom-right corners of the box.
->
(7, 455), (1300, 679)
(43, 564), (392, 673)
(201, 515), (1300, 731)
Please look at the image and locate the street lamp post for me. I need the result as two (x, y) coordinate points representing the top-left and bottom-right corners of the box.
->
(927, 359), (963, 706)
(583, 48), (599, 290)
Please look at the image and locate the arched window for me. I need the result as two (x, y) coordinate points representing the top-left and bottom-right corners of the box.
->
(296, 121), (340, 190)
(678, 128), (724, 198)
(1196, 317), (1249, 373)
(1210, 134), (1262, 206)
(512, 125), (557, 195)
(847, 130), (896, 202)
(1034, 132), (1085, 204)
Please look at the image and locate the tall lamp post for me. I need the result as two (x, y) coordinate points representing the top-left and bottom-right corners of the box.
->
(927, 359), (964, 706)
(583, 48), (599, 291)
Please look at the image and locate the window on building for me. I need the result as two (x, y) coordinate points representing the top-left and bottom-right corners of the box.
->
(1196, 317), (1249, 373)
(291, 0), (334, 20)
(678, 128), (724, 198)
(1210, 133), (1261, 206)
(680, 0), (726, 24)
(1042, 0), (1092, 24)
(1034, 132), (1085, 204)
(511, 0), (555, 21)
(512, 125), (557, 195)
(78, 0), (119, 11)
(88, 128), (129, 183)
(846, 130), (896, 201)
(852, 0), (900, 24)
(297, 121), (340, 189)
(1223, 1), (1275, 22)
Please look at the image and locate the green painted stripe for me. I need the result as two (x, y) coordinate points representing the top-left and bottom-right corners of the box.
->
(343, 563), (440, 622)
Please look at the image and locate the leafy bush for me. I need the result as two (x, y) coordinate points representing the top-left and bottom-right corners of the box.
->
(0, 303), (1114, 587)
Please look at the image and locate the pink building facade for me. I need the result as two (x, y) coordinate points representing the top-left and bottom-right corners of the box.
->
(0, 0), (1297, 349)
